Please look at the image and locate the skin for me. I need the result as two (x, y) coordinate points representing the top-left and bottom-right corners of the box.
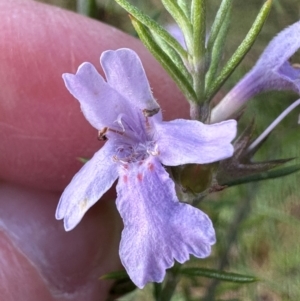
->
(0, 0), (188, 300)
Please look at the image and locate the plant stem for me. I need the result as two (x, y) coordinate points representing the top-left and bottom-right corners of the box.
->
(203, 184), (256, 300)
(157, 263), (181, 301)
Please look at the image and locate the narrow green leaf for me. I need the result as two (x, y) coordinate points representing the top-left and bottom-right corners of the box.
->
(161, 0), (193, 50)
(205, 6), (231, 92)
(180, 267), (258, 283)
(153, 34), (193, 84)
(206, 0), (233, 54)
(223, 164), (300, 187)
(206, 0), (272, 100)
(100, 270), (129, 280)
(191, 0), (206, 101)
(191, 0), (206, 62)
(177, 0), (190, 18)
(114, 0), (187, 59)
(131, 17), (197, 102)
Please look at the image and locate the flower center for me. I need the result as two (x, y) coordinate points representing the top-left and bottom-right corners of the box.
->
(98, 113), (159, 165)
(113, 141), (158, 164)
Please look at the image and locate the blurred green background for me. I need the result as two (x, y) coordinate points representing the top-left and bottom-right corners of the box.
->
(35, 1), (300, 300)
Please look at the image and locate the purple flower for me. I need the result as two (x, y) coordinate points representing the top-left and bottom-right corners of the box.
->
(212, 21), (300, 123)
(55, 48), (237, 288)
(166, 24), (187, 48)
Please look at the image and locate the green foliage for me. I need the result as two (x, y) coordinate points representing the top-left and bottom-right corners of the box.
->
(223, 164), (300, 186)
(130, 17), (197, 102)
(179, 267), (258, 283)
(205, 0), (273, 101)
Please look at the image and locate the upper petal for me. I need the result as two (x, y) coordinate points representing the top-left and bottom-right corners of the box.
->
(155, 119), (237, 166)
(275, 61), (300, 93)
(63, 62), (132, 129)
(56, 142), (118, 231)
(116, 157), (215, 288)
(100, 49), (160, 114)
(250, 20), (300, 94)
(255, 21), (300, 72)
(211, 21), (300, 122)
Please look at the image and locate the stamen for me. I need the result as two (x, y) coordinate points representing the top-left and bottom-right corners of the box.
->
(147, 143), (159, 156)
(143, 107), (160, 117)
(98, 127), (108, 141)
(108, 128), (124, 135)
(248, 98), (300, 152)
(97, 126), (124, 141)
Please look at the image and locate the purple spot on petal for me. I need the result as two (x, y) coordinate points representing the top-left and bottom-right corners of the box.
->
(148, 162), (154, 171)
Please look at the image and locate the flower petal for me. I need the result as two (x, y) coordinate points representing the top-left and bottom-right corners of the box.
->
(249, 20), (300, 94)
(100, 49), (160, 114)
(63, 62), (131, 129)
(155, 119), (237, 166)
(116, 158), (215, 288)
(166, 24), (186, 49)
(211, 21), (300, 122)
(275, 61), (300, 92)
(256, 21), (300, 75)
(55, 142), (118, 231)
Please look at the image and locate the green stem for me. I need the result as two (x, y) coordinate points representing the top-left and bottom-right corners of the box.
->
(203, 184), (256, 300)
(190, 102), (210, 122)
(153, 283), (162, 300)
(158, 263), (181, 301)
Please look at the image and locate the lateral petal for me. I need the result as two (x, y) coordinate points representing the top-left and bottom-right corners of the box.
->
(116, 158), (215, 288)
(155, 119), (237, 166)
(55, 142), (118, 231)
(63, 62), (131, 129)
(100, 49), (160, 114)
